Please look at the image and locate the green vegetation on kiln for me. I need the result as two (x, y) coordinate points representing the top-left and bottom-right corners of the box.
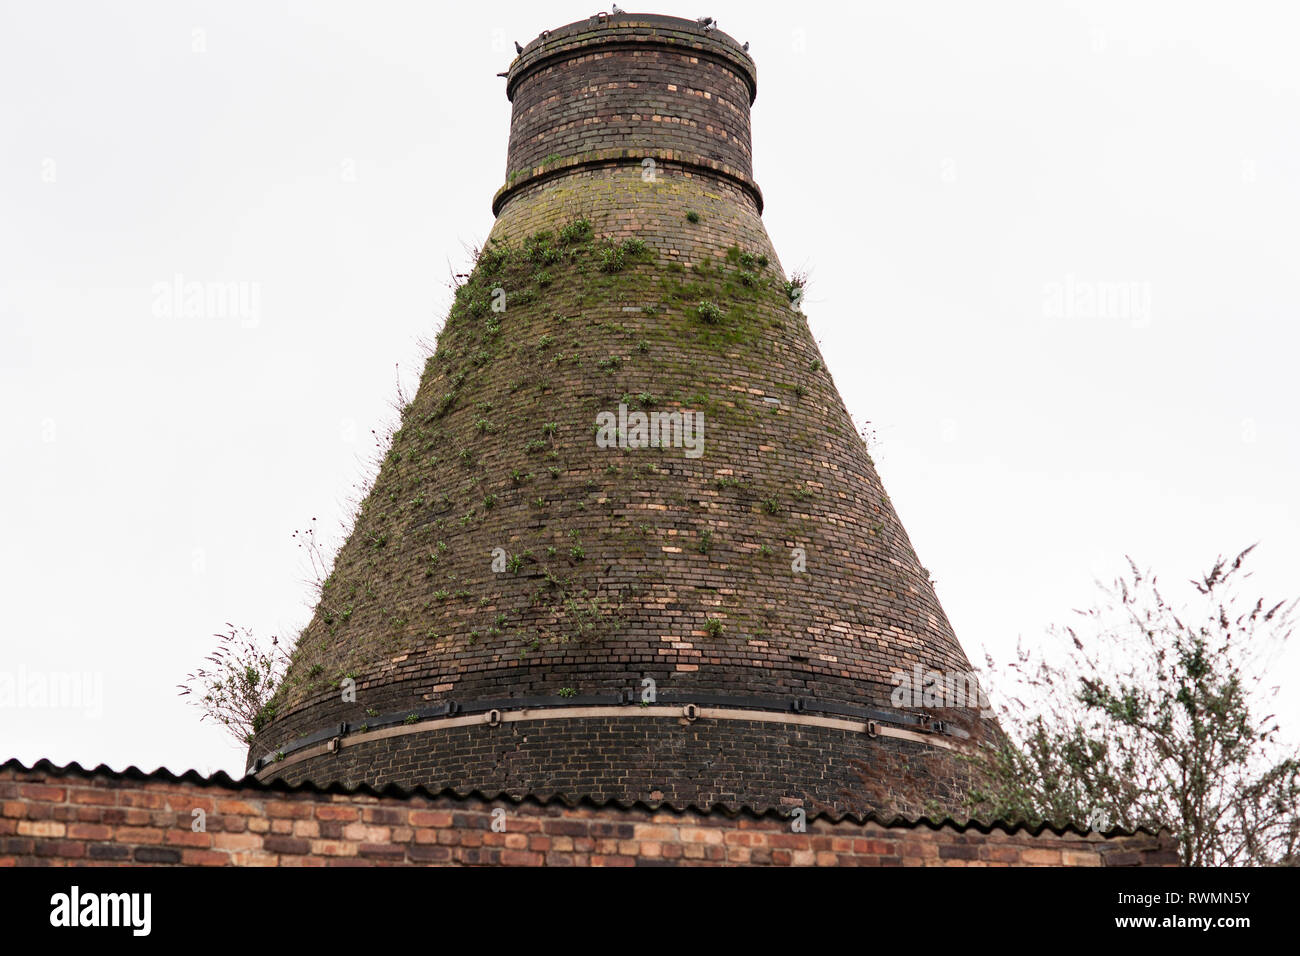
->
(223, 220), (828, 748)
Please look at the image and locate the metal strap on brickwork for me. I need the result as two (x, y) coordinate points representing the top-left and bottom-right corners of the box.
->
(250, 691), (972, 776)
(491, 149), (765, 217)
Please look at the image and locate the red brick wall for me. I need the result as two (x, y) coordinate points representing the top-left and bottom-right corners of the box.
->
(0, 762), (1178, 867)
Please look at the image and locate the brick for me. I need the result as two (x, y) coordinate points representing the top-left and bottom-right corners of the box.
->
(310, 840), (358, 857)
(263, 836), (312, 855)
(67, 824), (112, 841)
(266, 801), (313, 820)
(358, 843), (406, 860)
(182, 849), (231, 866)
(134, 846), (182, 864)
(214, 832), (262, 851)
(502, 849), (545, 866)
(362, 807), (406, 826)
(407, 810), (452, 827)
(16, 820), (64, 838)
(1021, 848), (1064, 866)
(216, 800), (260, 815)
(18, 785), (65, 802)
(165, 830), (213, 848)
(88, 843), (131, 861)
(114, 826), (163, 845)
(316, 806), (361, 822)
(35, 839), (85, 858)
(229, 851), (278, 867)
(408, 844), (453, 863)
(167, 795), (214, 813)
(1062, 850), (1102, 867)
(119, 791), (166, 809)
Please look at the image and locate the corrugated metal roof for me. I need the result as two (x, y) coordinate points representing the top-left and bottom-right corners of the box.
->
(0, 757), (1160, 838)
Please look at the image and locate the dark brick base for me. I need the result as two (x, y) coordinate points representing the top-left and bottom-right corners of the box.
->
(260, 714), (971, 817)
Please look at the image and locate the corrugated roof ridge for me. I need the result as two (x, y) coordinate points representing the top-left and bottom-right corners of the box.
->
(0, 756), (1161, 838)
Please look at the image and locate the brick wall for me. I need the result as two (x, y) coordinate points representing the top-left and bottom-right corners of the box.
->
(0, 761), (1178, 867)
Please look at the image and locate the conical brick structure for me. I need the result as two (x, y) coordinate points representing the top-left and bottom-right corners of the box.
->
(250, 13), (985, 816)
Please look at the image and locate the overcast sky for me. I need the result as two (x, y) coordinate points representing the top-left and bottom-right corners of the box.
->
(3, 1), (1298, 776)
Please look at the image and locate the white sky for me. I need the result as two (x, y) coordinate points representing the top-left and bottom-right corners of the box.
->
(2, 1), (1297, 776)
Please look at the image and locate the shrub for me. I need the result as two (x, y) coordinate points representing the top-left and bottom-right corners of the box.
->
(599, 243), (626, 273)
(558, 219), (592, 244)
(178, 626), (292, 746)
(696, 300), (724, 323)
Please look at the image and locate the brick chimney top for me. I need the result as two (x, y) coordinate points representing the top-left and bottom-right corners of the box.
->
(495, 13), (761, 217)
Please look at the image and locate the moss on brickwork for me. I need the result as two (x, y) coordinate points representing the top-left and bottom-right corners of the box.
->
(272, 222), (828, 713)
(255, 192), (963, 759)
